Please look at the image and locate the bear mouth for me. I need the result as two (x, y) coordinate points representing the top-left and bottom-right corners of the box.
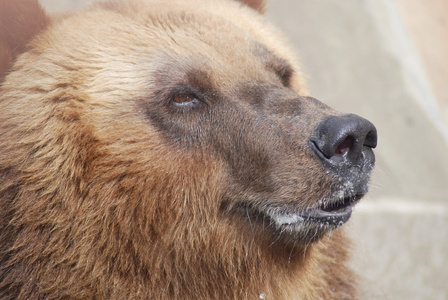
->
(229, 193), (364, 242)
(267, 194), (363, 228)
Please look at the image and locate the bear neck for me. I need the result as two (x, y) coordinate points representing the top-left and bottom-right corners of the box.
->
(133, 219), (356, 299)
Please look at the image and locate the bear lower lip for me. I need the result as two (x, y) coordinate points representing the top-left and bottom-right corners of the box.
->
(266, 194), (363, 228)
(271, 204), (352, 228)
(302, 203), (352, 226)
(226, 194), (364, 241)
(301, 194), (363, 226)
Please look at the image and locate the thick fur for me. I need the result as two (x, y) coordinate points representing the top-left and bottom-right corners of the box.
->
(0, 0), (361, 299)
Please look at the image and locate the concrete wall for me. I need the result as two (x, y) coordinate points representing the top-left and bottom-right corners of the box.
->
(39, 0), (448, 298)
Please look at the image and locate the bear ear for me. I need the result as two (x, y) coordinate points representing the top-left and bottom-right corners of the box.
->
(237, 0), (266, 13)
(0, 0), (49, 82)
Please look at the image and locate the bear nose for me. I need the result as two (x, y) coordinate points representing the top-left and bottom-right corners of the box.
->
(310, 114), (377, 166)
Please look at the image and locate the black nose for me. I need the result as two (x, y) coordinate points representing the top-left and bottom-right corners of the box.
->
(310, 114), (377, 167)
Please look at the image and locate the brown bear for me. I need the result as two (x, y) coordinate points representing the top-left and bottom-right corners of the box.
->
(0, 0), (377, 299)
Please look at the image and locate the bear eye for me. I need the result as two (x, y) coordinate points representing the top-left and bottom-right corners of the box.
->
(172, 94), (201, 107)
(174, 95), (193, 104)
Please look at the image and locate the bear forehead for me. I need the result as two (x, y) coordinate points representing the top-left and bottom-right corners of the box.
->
(24, 0), (303, 101)
(45, 0), (269, 55)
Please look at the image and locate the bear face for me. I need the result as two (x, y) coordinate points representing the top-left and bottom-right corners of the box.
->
(0, 0), (377, 298)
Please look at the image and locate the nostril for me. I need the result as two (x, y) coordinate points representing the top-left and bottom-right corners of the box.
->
(364, 130), (378, 149)
(335, 136), (353, 156)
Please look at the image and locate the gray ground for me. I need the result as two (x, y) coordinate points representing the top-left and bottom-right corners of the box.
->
(39, 1), (448, 299)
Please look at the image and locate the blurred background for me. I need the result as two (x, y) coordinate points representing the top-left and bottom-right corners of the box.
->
(40, 0), (448, 299)
(265, 1), (448, 299)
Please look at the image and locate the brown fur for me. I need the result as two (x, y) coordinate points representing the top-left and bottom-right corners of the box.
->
(0, 0), (368, 299)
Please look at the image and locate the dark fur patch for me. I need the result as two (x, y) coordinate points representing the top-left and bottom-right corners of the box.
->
(252, 43), (294, 87)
